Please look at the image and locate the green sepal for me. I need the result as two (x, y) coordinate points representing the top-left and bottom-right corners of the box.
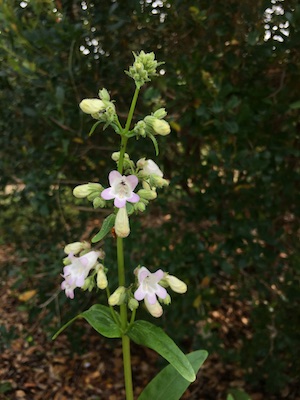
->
(88, 121), (102, 136)
(127, 320), (195, 382)
(91, 213), (116, 243)
(52, 304), (121, 340)
(138, 350), (208, 400)
(147, 132), (159, 155)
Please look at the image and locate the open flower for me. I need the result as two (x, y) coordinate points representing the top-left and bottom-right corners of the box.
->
(101, 170), (140, 208)
(137, 158), (163, 178)
(61, 250), (99, 299)
(134, 266), (167, 305)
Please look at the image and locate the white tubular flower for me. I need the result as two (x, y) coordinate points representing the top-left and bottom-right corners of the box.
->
(165, 274), (187, 294)
(61, 250), (100, 299)
(79, 99), (106, 114)
(64, 241), (90, 255)
(144, 297), (163, 318)
(108, 286), (126, 306)
(138, 158), (163, 178)
(134, 267), (167, 305)
(115, 207), (130, 238)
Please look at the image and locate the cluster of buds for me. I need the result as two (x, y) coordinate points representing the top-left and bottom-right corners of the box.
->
(79, 88), (118, 131)
(133, 108), (171, 138)
(61, 241), (107, 298)
(73, 182), (106, 209)
(125, 51), (163, 88)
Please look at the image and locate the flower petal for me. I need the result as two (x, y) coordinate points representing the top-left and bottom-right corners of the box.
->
(138, 267), (151, 282)
(146, 292), (157, 305)
(156, 284), (167, 299)
(126, 175), (139, 190)
(114, 197), (126, 208)
(101, 188), (115, 200)
(153, 269), (164, 281)
(127, 193), (140, 204)
(109, 170), (122, 186)
(134, 286), (146, 301)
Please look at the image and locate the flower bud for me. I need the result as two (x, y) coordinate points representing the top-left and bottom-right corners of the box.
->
(115, 207), (130, 238)
(64, 241), (90, 255)
(108, 286), (126, 306)
(93, 197), (106, 209)
(165, 275), (187, 294)
(82, 276), (95, 292)
(134, 202), (146, 212)
(137, 189), (157, 200)
(73, 183), (103, 199)
(144, 298), (163, 318)
(153, 108), (167, 119)
(128, 298), (139, 311)
(79, 99), (106, 114)
(152, 119), (171, 136)
(97, 267), (108, 290)
(161, 294), (171, 305)
(98, 88), (110, 101)
(150, 175), (169, 188)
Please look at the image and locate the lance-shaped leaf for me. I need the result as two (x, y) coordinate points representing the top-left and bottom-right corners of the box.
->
(147, 132), (159, 155)
(127, 320), (195, 382)
(138, 350), (208, 400)
(92, 213), (116, 243)
(52, 304), (121, 340)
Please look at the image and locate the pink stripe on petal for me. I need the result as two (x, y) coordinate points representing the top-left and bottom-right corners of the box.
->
(114, 197), (126, 208)
(126, 175), (138, 190)
(101, 188), (115, 200)
(128, 193), (140, 204)
(109, 170), (121, 186)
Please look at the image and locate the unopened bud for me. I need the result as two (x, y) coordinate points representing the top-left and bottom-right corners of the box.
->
(64, 241), (90, 255)
(97, 267), (108, 289)
(98, 88), (110, 101)
(138, 189), (157, 200)
(152, 119), (171, 136)
(93, 197), (106, 208)
(151, 175), (169, 188)
(73, 183), (103, 199)
(153, 108), (167, 119)
(79, 99), (106, 114)
(165, 275), (187, 294)
(108, 286), (126, 306)
(134, 202), (146, 212)
(115, 207), (130, 238)
(128, 298), (139, 311)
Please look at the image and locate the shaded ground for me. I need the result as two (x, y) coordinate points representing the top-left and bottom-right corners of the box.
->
(0, 243), (298, 400)
(1, 277), (292, 400)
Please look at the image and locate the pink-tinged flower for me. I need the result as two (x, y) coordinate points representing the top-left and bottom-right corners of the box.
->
(134, 266), (167, 305)
(61, 250), (99, 299)
(101, 170), (140, 208)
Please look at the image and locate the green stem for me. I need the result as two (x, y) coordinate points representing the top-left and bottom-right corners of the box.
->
(115, 86), (140, 400)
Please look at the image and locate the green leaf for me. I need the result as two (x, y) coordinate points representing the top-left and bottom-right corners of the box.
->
(81, 304), (121, 338)
(138, 350), (208, 400)
(88, 120), (102, 136)
(148, 132), (159, 155)
(52, 304), (121, 340)
(289, 100), (300, 109)
(228, 388), (252, 400)
(127, 320), (196, 382)
(92, 213), (116, 243)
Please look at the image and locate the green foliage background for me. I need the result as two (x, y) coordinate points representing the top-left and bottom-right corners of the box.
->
(1, 0), (299, 396)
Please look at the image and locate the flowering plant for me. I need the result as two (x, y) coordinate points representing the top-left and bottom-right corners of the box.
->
(53, 51), (207, 399)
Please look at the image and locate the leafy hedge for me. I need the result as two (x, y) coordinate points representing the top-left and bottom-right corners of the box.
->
(1, 0), (299, 395)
